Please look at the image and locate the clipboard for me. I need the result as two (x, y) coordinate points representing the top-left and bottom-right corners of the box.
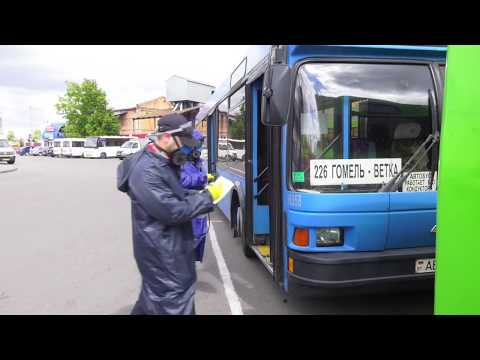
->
(212, 176), (235, 205)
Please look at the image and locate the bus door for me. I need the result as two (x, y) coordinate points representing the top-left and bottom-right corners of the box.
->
(246, 76), (273, 271)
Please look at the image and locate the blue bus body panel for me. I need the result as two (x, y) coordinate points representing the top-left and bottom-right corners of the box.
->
(387, 209), (436, 249)
(287, 209), (388, 252)
(290, 192), (389, 213)
(387, 191), (437, 249)
(389, 191), (437, 211)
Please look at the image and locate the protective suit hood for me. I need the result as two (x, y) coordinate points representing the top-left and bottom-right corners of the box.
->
(117, 149), (147, 193)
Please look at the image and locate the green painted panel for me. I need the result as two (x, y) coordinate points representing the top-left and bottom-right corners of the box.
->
(435, 45), (480, 314)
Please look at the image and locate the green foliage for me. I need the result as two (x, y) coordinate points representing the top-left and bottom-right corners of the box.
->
(229, 104), (245, 140)
(56, 79), (120, 137)
(6, 130), (15, 142)
(32, 129), (42, 141)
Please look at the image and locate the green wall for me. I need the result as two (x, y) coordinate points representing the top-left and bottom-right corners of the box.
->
(435, 45), (480, 314)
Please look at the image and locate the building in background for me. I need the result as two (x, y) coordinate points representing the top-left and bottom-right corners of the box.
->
(115, 76), (215, 137)
(115, 96), (173, 136)
(166, 75), (215, 112)
(42, 122), (65, 141)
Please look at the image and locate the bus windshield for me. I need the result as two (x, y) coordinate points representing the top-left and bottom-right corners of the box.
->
(84, 137), (99, 148)
(0, 140), (9, 147)
(121, 141), (132, 148)
(291, 63), (436, 193)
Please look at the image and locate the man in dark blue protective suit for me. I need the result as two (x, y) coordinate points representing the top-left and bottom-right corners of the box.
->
(117, 114), (223, 315)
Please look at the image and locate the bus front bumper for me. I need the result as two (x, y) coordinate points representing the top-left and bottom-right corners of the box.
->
(287, 246), (435, 296)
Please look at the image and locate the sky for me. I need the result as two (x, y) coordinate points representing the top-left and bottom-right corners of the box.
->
(0, 45), (250, 139)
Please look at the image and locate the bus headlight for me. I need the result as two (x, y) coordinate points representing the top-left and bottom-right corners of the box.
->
(315, 228), (343, 247)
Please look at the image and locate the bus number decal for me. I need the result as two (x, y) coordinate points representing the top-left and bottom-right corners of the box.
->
(288, 194), (302, 208)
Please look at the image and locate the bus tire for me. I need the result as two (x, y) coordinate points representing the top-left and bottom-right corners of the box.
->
(100, 152), (107, 159)
(236, 206), (255, 258)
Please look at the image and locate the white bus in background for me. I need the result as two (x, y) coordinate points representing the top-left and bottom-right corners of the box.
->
(61, 138), (85, 158)
(83, 136), (135, 159)
(53, 139), (63, 157)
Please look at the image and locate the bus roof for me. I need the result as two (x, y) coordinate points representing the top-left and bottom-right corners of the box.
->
(195, 45), (447, 122)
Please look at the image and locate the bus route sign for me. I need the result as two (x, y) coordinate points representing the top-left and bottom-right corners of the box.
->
(310, 158), (402, 186)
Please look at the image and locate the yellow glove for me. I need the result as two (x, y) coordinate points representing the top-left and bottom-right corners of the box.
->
(207, 173), (215, 182)
(207, 180), (224, 202)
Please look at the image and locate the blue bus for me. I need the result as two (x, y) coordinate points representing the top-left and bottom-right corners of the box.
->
(198, 45), (446, 295)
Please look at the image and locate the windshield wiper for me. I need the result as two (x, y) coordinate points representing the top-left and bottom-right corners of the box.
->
(379, 131), (439, 192)
(379, 88), (440, 193)
(304, 133), (342, 175)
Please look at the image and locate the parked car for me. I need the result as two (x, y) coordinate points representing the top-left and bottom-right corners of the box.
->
(39, 147), (49, 156)
(0, 139), (16, 164)
(17, 146), (31, 156)
(30, 146), (42, 156)
(218, 142), (237, 161)
(117, 138), (149, 160)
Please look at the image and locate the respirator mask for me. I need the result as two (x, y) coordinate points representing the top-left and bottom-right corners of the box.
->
(170, 137), (195, 167)
(155, 121), (199, 167)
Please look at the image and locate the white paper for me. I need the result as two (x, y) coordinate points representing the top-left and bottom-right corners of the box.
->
(212, 176), (235, 204)
(402, 171), (437, 192)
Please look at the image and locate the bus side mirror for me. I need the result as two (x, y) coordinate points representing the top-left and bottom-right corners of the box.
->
(261, 63), (291, 127)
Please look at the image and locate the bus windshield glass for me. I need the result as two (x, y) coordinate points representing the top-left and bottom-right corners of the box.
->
(291, 63), (435, 193)
(0, 140), (9, 147)
(84, 137), (99, 148)
(121, 141), (132, 148)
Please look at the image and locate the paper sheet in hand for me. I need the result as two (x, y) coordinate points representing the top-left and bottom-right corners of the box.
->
(213, 176), (235, 205)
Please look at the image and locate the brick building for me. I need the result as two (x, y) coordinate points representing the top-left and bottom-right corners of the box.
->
(114, 96), (173, 136)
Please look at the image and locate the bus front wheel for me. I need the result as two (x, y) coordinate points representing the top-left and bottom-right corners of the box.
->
(100, 153), (107, 159)
(235, 206), (255, 258)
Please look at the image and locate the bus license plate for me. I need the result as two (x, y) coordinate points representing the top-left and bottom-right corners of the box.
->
(415, 258), (436, 273)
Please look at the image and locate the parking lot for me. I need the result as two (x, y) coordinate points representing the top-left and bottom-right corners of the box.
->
(0, 156), (434, 314)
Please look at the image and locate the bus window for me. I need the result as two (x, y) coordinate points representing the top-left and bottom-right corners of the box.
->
(291, 63), (435, 193)
(227, 87), (246, 173)
(84, 137), (99, 148)
(217, 98), (230, 166)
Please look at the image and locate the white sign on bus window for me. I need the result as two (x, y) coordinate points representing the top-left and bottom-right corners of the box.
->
(402, 171), (437, 192)
(310, 158), (402, 186)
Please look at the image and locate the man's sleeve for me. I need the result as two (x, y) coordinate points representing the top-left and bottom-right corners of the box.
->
(134, 165), (214, 225)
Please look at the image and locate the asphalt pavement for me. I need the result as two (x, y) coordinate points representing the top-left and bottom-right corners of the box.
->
(0, 156), (434, 314)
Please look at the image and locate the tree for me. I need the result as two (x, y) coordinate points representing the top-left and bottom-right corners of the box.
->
(32, 129), (42, 141)
(6, 130), (15, 142)
(56, 79), (120, 137)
